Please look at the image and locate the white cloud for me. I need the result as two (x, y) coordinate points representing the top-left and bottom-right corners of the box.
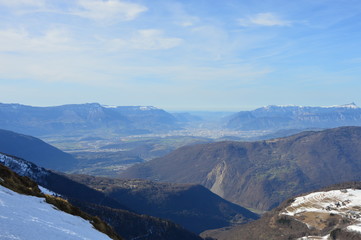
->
(0, 28), (77, 53)
(238, 13), (291, 27)
(107, 29), (183, 50)
(74, 0), (147, 21)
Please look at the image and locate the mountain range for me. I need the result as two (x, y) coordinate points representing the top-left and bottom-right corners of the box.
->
(227, 103), (361, 131)
(122, 126), (361, 211)
(0, 102), (179, 136)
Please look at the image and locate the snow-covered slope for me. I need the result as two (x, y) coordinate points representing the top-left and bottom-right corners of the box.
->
(0, 153), (48, 181)
(0, 184), (112, 240)
(282, 189), (361, 239)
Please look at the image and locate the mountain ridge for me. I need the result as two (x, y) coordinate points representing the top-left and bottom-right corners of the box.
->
(227, 103), (361, 131)
(122, 126), (361, 211)
(0, 128), (77, 171)
(0, 102), (180, 136)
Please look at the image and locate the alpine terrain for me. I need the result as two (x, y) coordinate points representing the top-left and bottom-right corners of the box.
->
(202, 182), (361, 240)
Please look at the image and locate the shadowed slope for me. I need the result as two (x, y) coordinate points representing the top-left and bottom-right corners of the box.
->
(0, 129), (76, 171)
(69, 175), (258, 234)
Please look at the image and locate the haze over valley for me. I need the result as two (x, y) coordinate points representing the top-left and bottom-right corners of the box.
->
(2, 102), (361, 177)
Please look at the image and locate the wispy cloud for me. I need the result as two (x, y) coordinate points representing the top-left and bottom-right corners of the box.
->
(238, 13), (292, 27)
(0, 28), (77, 53)
(107, 29), (183, 50)
(73, 0), (147, 21)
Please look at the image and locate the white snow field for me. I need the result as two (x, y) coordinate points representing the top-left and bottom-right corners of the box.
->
(282, 188), (361, 239)
(283, 189), (361, 219)
(0, 184), (112, 240)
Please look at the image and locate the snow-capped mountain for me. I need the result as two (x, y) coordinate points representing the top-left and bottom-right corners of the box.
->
(0, 184), (113, 240)
(227, 103), (361, 130)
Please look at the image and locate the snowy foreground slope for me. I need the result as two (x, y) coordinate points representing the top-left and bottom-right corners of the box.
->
(0, 184), (112, 240)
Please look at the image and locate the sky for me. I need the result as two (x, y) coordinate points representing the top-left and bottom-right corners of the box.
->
(1, 0), (361, 111)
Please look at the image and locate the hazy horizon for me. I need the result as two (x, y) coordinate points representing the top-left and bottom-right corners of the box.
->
(0, 101), (359, 113)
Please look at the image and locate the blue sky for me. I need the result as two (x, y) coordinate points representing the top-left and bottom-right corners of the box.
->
(1, 0), (361, 110)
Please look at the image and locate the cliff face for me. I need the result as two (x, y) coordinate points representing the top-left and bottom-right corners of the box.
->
(122, 126), (361, 211)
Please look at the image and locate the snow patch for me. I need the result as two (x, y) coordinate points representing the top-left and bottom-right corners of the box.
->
(0, 153), (48, 181)
(297, 235), (330, 240)
(139, 106), (158, 111)
(39, 186), (58, 196)
(102, 105), (117, 108)
(323, 103), (359, 109)
(261, 103), (359, 110)
(283, 189), (361, 217)
(347, 224), (361, 233)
